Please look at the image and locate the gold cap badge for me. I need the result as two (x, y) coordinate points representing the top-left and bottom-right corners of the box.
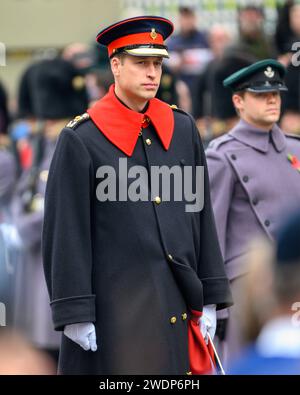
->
(150, 28), (157, 40)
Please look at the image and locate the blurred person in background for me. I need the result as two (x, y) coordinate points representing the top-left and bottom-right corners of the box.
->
(62, 42), (106, 106)
(193, 25), (233, 146)
(275, 1), (300, 135)
(0, 80), (10, 139)
(232, 5), (275, 60)
(0, 330), (56, 374)
(0, 77), (19, 326)
(156, 65), (192, 113)
(62, 42), (95, 73)
(156, 65), (178, 107)
(275, 0), (300, 56)
(11, 57), (88, 364)
(202, 53), (254, 146)
(230, 210), (300, 374)
(166, 6), (213, 110)
(280, 56), (300, 135)
(206, 59), (300, 368)
(0, 142), (18, 326)
(11, 61), (44, 175)
(201, 5), (275, 146)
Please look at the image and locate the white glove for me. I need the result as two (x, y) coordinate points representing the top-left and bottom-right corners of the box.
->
(199, 304), (217, 344)
(64, 322), (97, 351)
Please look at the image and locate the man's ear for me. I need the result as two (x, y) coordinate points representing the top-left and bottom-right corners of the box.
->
(232, 93), (244, 112)
(111, 57), (121, 77)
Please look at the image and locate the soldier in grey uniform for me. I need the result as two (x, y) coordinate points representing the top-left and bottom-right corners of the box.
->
(206, 59), (300, 366)
(12, 58), (88, 361)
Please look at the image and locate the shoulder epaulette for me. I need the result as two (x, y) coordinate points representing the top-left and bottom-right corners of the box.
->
(66, 112), (90, 129)
(207, 133), (233, 150)
(285, 133), (300, 141)
(169, 104), (189, 116)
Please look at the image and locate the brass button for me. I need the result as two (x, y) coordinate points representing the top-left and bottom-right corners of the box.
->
(154, 196), (161, 204)
(170, 316), (177, 324)
(182, 313), (187, 321)
(167, 254), (173, 261)
(145, 138), (152, 146)
(186, 371), (192, 375)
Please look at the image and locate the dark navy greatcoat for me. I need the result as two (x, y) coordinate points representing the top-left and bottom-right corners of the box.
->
(42, 103), (232, 374)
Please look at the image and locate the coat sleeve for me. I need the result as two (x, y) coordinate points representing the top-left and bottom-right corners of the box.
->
(42, 128), (95, 331)
(205, 146), (235, 261)
(192, 122), (233, 310)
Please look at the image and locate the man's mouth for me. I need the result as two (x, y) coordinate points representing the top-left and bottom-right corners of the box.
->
(142, 83), (158, 88)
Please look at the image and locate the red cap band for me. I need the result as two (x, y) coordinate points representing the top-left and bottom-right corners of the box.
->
(108, 31), (164, 57)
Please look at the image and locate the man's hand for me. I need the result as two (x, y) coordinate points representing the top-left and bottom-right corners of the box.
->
(199, 304), (217, 344)
(64, 322), (97, 351)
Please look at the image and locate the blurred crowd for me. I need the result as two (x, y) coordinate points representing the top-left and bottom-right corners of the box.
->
(0, 1), (300, 374)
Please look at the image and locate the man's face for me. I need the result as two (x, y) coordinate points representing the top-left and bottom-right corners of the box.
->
(111, 55), (163, 103)
(290, 5), (300, 36)
(233, 91), (281, 128)
(179, 13), (197, 35)
(239, 9), (264, 37)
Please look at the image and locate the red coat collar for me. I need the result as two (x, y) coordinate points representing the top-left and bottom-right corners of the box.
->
(87, 85), (174, 156)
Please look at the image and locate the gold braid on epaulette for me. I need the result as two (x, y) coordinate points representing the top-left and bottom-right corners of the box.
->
(66, 112), (90, 129)
(169, 104), (189, 116)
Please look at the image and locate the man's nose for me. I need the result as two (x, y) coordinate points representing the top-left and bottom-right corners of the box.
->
(267, 92), (278, 102)
(147, 64), (156, 78)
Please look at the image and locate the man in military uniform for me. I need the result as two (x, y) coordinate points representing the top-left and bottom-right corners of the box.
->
(206, 59), (300, 365)
(42, 16), (232, 375)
